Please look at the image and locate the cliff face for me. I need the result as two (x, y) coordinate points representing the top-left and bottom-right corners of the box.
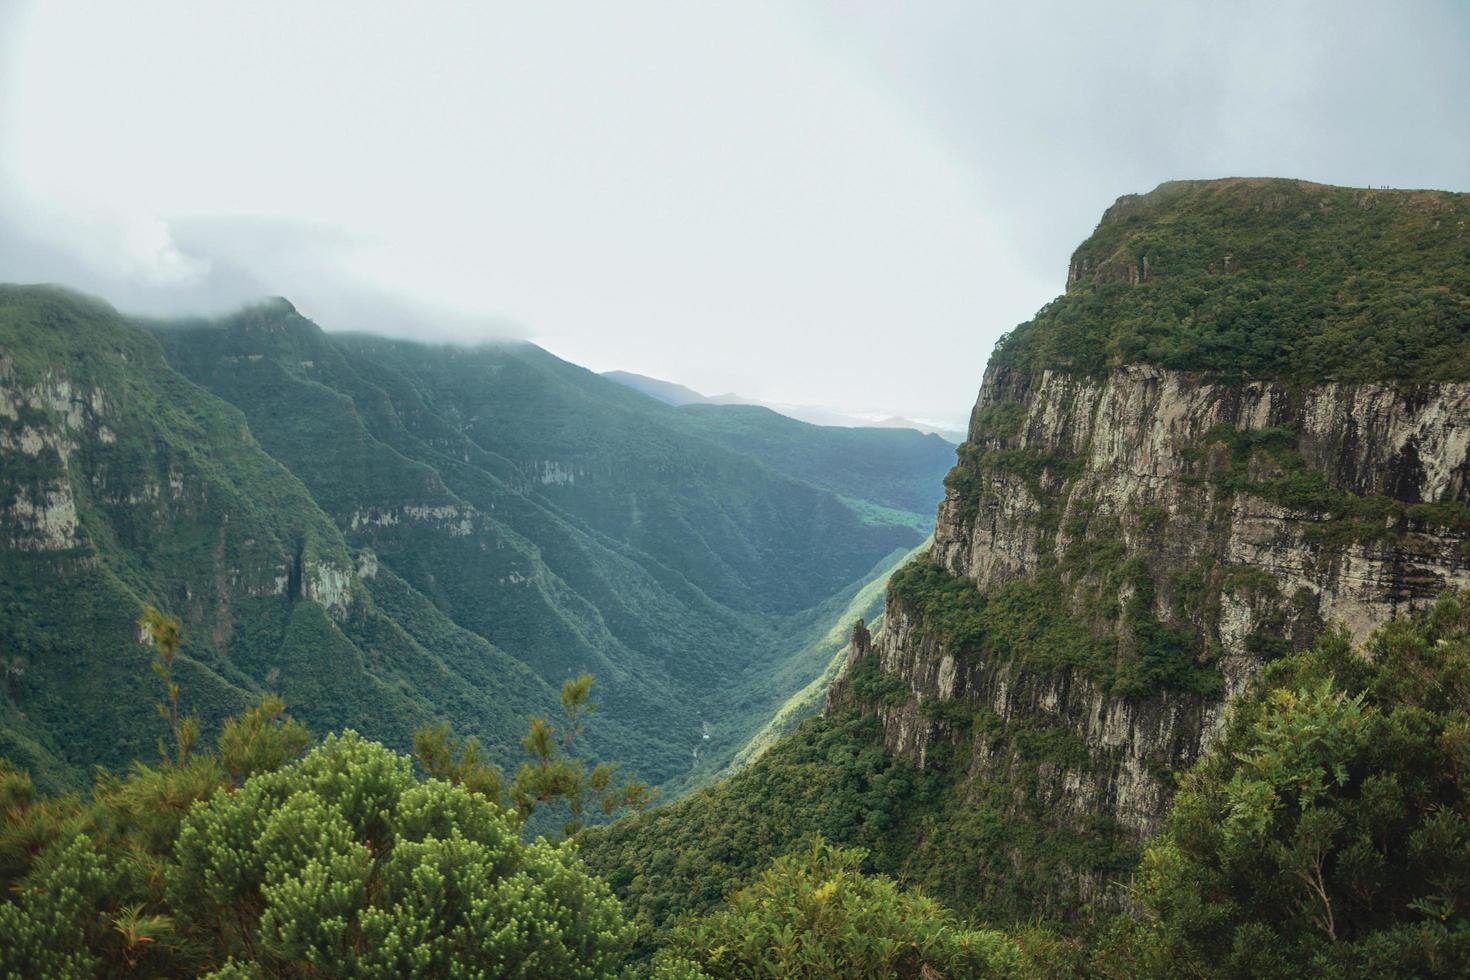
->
(0, 296), (354, 609)
(833, 179), (1470, 913)
(941, 365), (1470, 690)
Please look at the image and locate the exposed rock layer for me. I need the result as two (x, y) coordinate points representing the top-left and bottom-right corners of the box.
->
(838, 362), (1470, 907)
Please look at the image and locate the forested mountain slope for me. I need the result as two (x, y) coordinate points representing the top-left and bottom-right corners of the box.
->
(0, 287), (556, 790)
(674, 403), (952, 521)
(0, 285), (949, 793)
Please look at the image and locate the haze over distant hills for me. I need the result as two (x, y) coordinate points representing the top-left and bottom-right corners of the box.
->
(0, 285), (959, 798)
(602, 370), (968, 444)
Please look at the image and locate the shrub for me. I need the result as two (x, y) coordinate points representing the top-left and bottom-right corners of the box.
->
(1123, 596), (1470, 977)
(654, 837), (1025, 979)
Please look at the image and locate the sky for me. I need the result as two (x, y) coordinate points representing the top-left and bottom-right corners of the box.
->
(2, 2), (1468, 426)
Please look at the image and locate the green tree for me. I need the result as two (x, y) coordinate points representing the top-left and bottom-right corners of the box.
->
(168, 732), (632, 977)
(0, 830), (113, 978)
(1120, 596), (1470, 978)
(416, 673), (654, 837)
(1, 610), (312, 976)
(0, 699), (311, 976)
(1, 614), (640, 977)
(139, 606), (198, 764)
(653, 836), (1027, 979)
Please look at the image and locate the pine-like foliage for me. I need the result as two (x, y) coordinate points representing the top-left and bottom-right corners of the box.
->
(0, 627), (636, 978)
(168, 733), (632, 978)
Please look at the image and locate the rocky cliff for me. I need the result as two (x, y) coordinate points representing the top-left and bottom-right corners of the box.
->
(830, 178), (1470, 914)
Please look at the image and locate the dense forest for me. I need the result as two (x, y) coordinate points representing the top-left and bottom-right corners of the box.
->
(3, 596), (1466, 976)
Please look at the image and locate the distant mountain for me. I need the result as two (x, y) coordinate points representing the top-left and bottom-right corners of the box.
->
(599, 370), (711, 407)
(674, 404), (954, 523)
(867, 416), (968, 444)
(601, 369), (966, 443)
(0, 285), (951, 797)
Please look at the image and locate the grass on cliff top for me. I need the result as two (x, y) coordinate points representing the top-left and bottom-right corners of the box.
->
(990, 178), (1470, 382)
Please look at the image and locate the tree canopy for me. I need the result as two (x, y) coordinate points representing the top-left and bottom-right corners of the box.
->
(1117, 595), (1470, 977)
(991, 179), (1470, 383)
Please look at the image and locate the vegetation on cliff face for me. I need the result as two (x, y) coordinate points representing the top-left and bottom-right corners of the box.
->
(991, 178), (1470, 382)
(887, 553), (1220, 700)
(1198, 421), (1470, 548)
(579, 597), (1470, 978)
(1113, 594), (1470, 978)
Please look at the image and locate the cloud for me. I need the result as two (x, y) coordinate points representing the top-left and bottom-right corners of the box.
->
(121, 219), (210, 287)
(0, 204), (524, 341)
(794, 0), (1470, 270)
(1, 1), (1466, 423)
(167, 219), (526, 341)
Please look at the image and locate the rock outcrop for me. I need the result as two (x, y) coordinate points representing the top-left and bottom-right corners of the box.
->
(835, 179), (1470, 913)
(940, 364), (1470, 690)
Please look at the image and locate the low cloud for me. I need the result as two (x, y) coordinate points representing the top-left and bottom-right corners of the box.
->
(2, 1), (1467, 423)
(0, 208), (525, 341)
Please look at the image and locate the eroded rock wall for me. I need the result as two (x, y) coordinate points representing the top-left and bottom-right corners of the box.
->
(938, 365), (1470, 679)
(842, 363), (1470, 908)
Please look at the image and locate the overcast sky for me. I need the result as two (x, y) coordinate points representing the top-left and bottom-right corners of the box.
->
(2, 2), (1468, 424)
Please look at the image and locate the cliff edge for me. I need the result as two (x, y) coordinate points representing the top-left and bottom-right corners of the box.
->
(831, 178), (1470, 915)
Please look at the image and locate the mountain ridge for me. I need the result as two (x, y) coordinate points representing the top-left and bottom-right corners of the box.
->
(602, 368), (967, 443)
(855, 177), (1470, 912)
(1, 283), (952, 796)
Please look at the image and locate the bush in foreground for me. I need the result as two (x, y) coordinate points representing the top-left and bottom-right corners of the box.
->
(651, 836), (1031, 979)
